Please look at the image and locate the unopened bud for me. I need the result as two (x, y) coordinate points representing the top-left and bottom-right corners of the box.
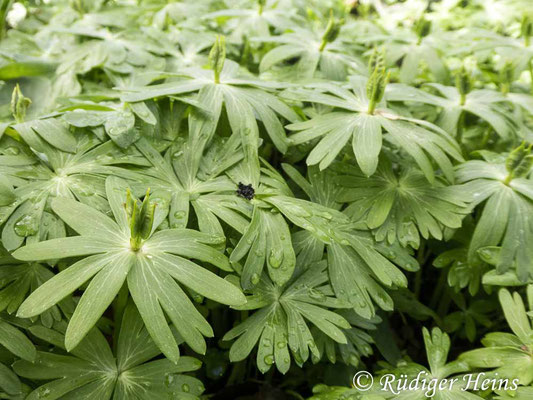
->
(455, 66), (472, 105)
(320, 12), (343, 51)
(10, 84), (31, 124)
(415, 17), (431, 41)
(209, 35), (226, 83)
(505, 142), (533, 182)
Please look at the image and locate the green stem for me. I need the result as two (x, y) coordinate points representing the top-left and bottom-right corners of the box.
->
(414, 241), (426, 299)
(503, 173), (513, 185)
(456, 110), (465, 146)
(429, 269), (447, 310)
(529, 58), (533, 96)
(319, 38), (327, 52)
(130, 236), (142, 251)
(367, 98), (377, 115)
(286, 390), (305, 400)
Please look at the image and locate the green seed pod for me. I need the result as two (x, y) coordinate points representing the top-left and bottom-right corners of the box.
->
(10, 84), (31, 124)
(505, 142), (533, 181)
(209, 35), (226, 83)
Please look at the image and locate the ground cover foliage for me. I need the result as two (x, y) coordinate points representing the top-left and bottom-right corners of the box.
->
(0, 0), (533, 399)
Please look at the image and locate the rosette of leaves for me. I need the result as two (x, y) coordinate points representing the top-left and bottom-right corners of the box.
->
(312, 310), (380, 367)
(365, 17), (448, 84)
(386, 68), (515, 141)
(223, 261), (351, 374)
(0, 133), (147, 251)
(334, 158), (471, 248)
(460, 288), (533, 386)
(120, 36), (300, 156)
(255, 13), (364, 81)
(235, 161), (419, 318)
(133, 134), (251, 238)
(11, 176), (246, 362)
(283, 59), (462, 182)
(13, 304), (204, 400)
(456, 144), (533, 281)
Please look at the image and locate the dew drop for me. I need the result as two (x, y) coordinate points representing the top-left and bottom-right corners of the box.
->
(173, 211), (186, 219)
(14, 214), (38, 237)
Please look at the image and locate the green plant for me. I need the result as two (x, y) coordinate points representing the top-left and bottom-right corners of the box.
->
(0, 1), (532, 399)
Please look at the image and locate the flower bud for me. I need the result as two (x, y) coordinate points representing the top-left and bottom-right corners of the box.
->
(366, 51), (389, 114)
(10, 84), (31, 124)
(505, 142), (533, 182)
(125, 188), (157, 250)
(319, 13), (343, 51)
(455, 66), (472, 105)
(414, 17), (431, 41)
(209, 35), (226, 83)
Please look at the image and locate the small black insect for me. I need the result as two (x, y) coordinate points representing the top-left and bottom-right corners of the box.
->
(236, 182), (255, 200)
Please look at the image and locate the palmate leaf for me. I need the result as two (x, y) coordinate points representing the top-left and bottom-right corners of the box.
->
(0, 134), (147, 251)
(0, 253), (61, 327)
(223, 261), (351, 374)
(348, 328), (483, 400)
(284, 78), (463, 182)
(62, 101), (154, 148)
(203, 1), (298, 44)
(134, 134), (251, 238)
(0, 313), (36, 363)
(311, 311), (380, 367)
(457, 157), (533, 281)
(281, 161), (419, 318)
(460, 289), (533, 386)
(362, 27), (448, 83)
(386, 83), (516, 139)
(12, 176), (245, 362)
(0, 360), (29, 399)
(334, 159), (471, 248)
(51, 23), (168, 94)
(13, 303), (204, 400)
(120, 59), (300, 155)
(229, 161), (418, 317)
(255, 24), (364, 81)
